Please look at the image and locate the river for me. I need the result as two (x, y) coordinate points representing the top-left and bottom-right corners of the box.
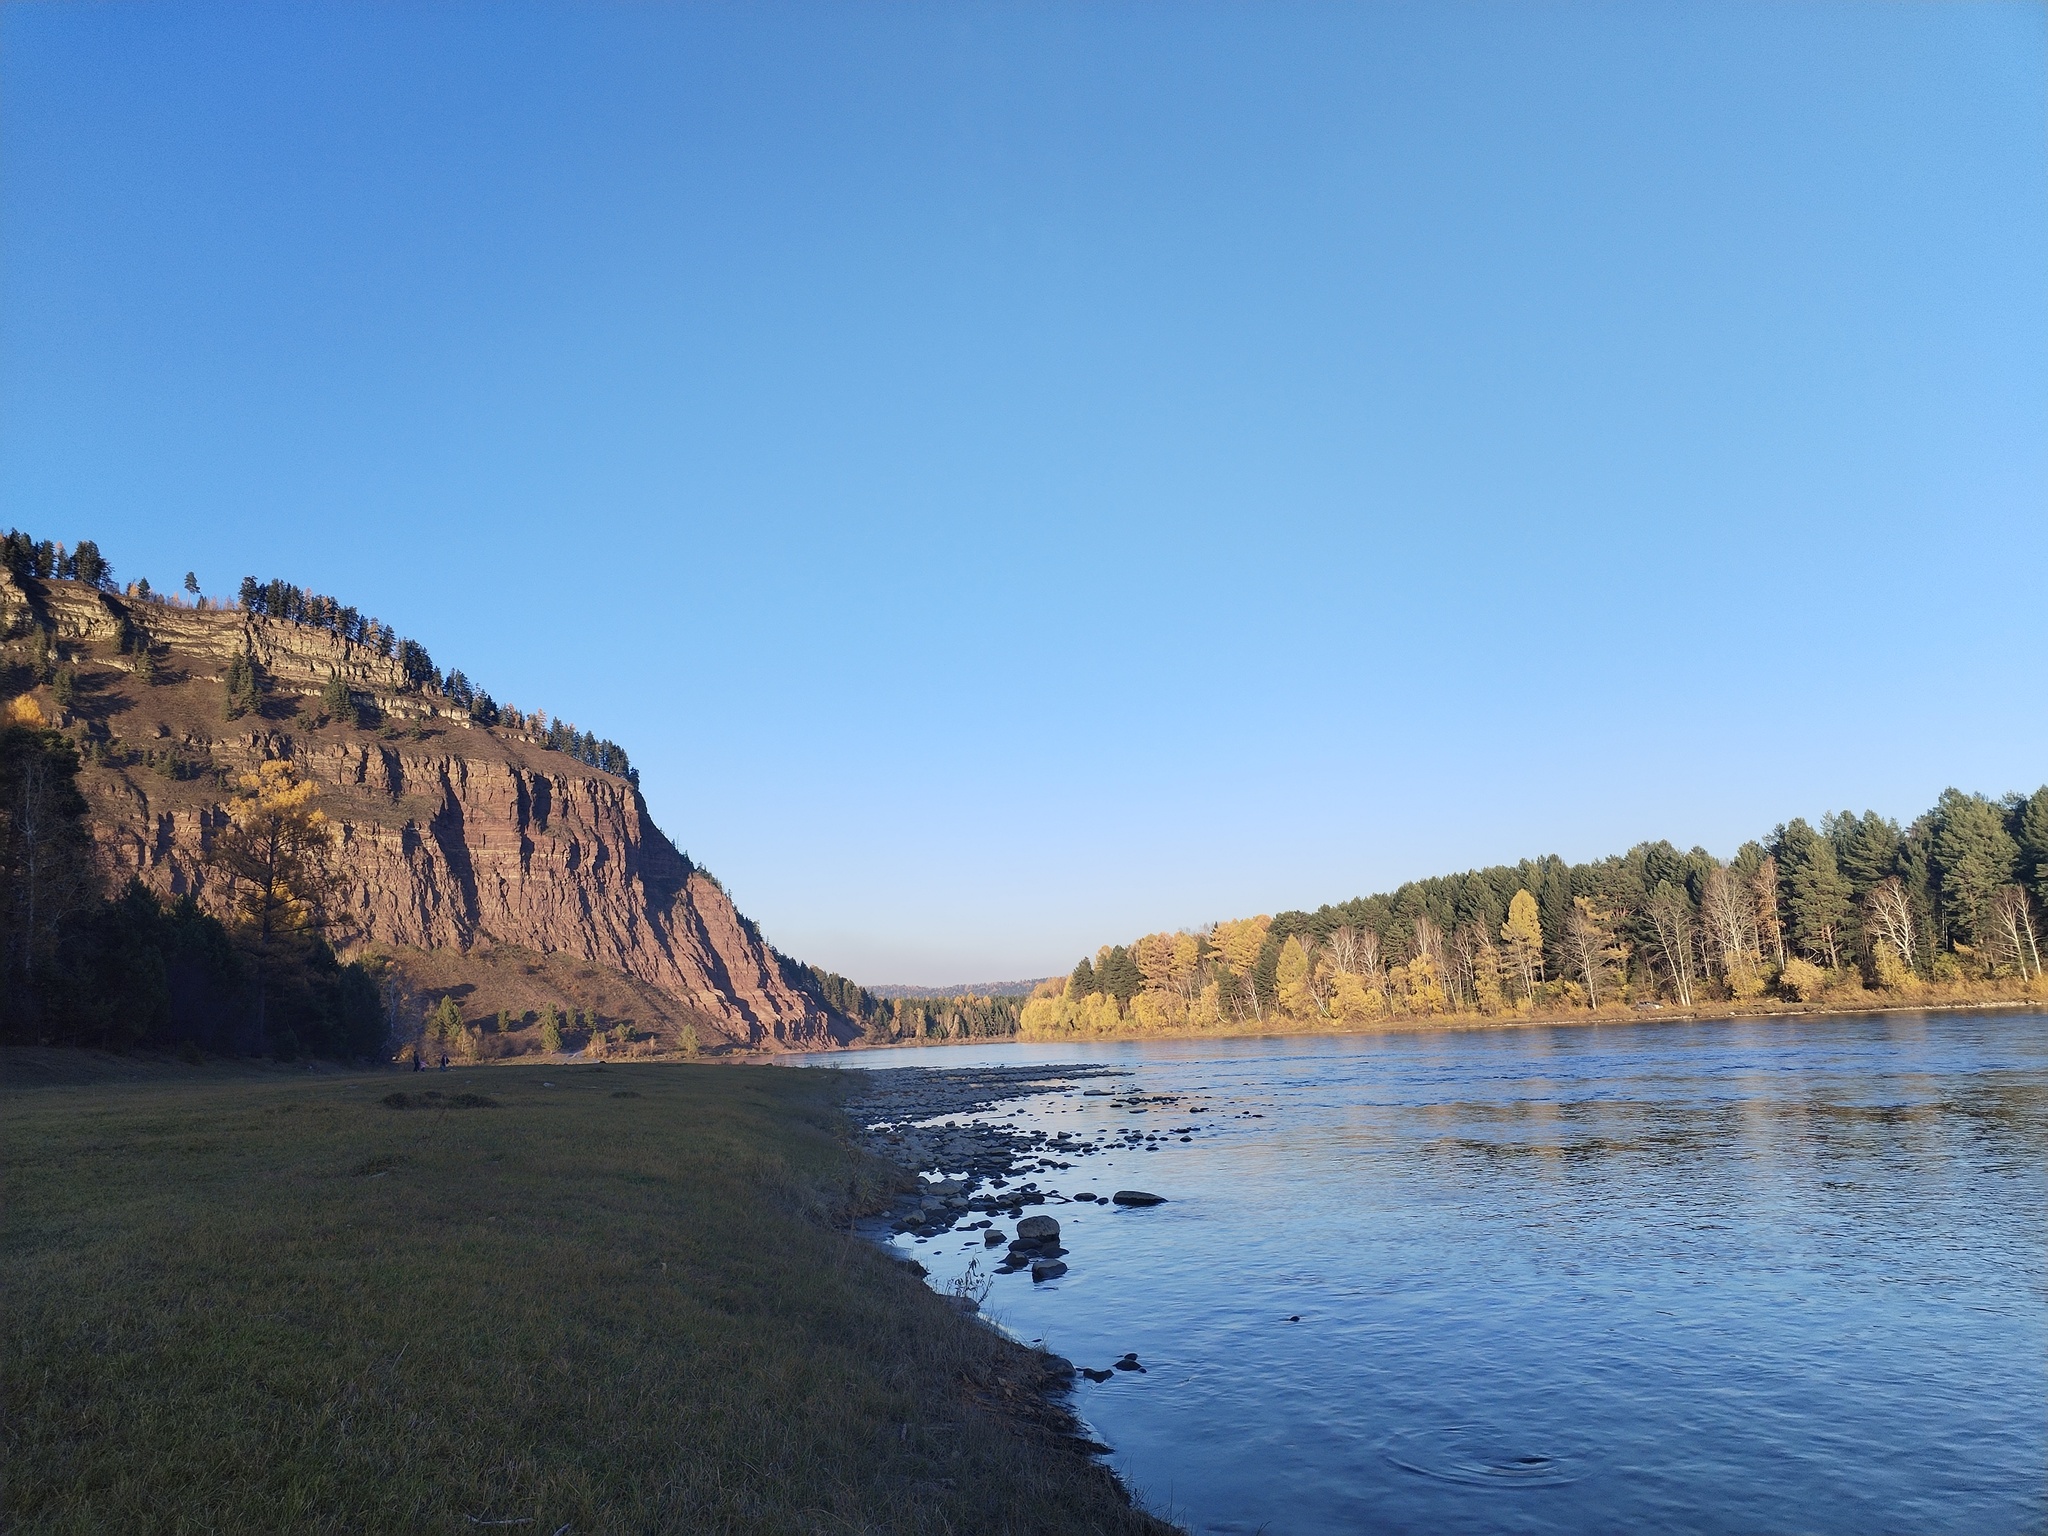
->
(800, 1010), (2047, 1534)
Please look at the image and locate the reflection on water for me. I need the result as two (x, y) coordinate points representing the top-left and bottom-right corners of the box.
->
(804, 1012), (2048, 1535)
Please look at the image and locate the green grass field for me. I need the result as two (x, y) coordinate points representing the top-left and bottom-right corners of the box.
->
(2, 1053), (1169, 1534)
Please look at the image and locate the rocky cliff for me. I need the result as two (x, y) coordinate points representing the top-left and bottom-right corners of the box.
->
(0, 569), (849, 1052)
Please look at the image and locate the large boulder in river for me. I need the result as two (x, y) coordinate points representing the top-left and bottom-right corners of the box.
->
(1016, 1214), (1061, 1242)
(1112, 1190), (1166, 1206)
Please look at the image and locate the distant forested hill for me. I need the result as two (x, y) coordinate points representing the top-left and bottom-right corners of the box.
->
(787, 963), (1028, 1044)
(864, 980), (1048, 1000)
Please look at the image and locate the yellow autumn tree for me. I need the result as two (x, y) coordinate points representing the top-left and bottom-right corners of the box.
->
(1402, 952), (1447, 1014)
(1275, 935), (1318, 1020)
(1079, 991), (1124, 1034)
(1127, 989), (1173, 1031)
(1500, 889), (1544, 1002)
(207, 760), (342, 1030)
(1470, 936), (1505, 1013)
(1134, 931), (1178, 993)
(1020, 977), (1082, 1038)
(1134, 930), (1203, 1013)
(1208, 914), (1271, 1022)
(1329, 968), (1385, 1024)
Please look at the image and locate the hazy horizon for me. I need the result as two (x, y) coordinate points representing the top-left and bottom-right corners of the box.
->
(5, 3), (2042, 983)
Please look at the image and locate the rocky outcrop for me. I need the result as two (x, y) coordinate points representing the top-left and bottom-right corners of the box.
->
(1, 569), (848, 1051)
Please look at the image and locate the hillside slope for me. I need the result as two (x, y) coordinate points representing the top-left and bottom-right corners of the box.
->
(0, 567), (849, 1052)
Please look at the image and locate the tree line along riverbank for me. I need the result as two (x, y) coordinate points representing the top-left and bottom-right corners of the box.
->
(1020, 786), (2047, 1043)
(1, 1050), (1174, 1535)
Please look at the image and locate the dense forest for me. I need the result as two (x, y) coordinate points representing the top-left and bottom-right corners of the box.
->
(1025, 786), (2048, 1039)
(0, 724), (385, 1058)
(789, 961), (1025, 1043)
(0, 530), (637, 786)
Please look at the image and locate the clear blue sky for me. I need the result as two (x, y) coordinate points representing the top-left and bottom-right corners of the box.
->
(3, 3), (2043, 984)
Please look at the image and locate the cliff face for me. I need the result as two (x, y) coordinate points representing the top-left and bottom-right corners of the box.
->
(0, 570), (847, 1051)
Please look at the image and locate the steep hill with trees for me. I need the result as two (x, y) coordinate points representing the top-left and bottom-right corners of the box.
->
(0, 532), (869, 1057)
(1026, 787), (2048, 1040)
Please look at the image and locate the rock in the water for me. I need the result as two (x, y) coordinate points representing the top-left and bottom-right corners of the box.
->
(982, 1229), (1004, 1247)
(1113, 1353), (1145, 1372)
(1112, 1190), (1166, 1206)
(1030, 1258), (1068, 1281)
(1081, 1367), (1114, 1383)
(1072, 1192), (1097, 1201)
(1016, 1214), (1061, 1242)
(1039, 1353), (1076, 1380)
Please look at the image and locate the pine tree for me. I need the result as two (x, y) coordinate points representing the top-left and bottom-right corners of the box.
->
(70, 541), (109, 588)
(2015, 787), (2048, 901)
(539, 1004), (564, 1053)
(1828, 811), (1902, 899)
(428, 996), (463, 1042)
(1067, 957), (1097, 1000)
(1930, 789), (2021, 950)
(1775, 819), (1851, 969)
(183, 572), (200, 597)
(396, 639), (434, 688)
(223, 653), (262, 720)
(319, 675), (358, 727)
(1100, 944), (1144, 1004)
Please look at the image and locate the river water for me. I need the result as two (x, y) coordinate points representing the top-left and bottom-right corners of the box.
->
(800, 1010), (2047, 1534)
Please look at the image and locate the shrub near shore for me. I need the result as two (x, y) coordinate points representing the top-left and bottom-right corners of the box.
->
(2, 1056), (1170, 1535)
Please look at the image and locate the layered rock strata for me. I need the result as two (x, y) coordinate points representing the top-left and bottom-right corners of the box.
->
(0, 569), (844, 1050)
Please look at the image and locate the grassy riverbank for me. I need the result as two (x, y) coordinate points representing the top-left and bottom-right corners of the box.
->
(2, 1051), (1169, 1535)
